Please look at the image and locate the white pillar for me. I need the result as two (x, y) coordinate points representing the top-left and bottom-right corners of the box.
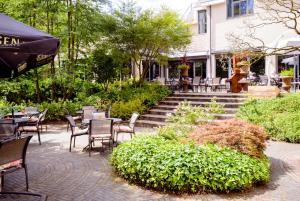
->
(206, 57), (211, 78)
(265, 55), (277, 85)
(211, 54), (216, 78)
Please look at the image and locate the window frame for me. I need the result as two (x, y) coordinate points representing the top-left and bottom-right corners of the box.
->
(227, 0), (254, 18)
(198, 10), (207, 34)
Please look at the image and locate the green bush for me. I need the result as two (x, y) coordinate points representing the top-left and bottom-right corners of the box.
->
(237, 93), (300, 143)
(167, 101), (212, 125)
(111, 136), (270, 193)
(38, 100), (82, 121)
(111, 99), (146, 119)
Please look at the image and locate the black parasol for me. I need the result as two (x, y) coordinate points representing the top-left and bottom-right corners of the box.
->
(0, 13), (60, 78)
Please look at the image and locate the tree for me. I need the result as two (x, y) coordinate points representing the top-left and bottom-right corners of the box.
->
(100, 2), (192, 81)
(91, 46), (120, 91)
(227, 0), (300, 56)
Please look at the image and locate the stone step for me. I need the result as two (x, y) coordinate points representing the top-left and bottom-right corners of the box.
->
(166, 96), (246, 103)
(140, 112), (235, 122)
(159, 101), (243, 108)
(136, 120), (166, 128)
(172, 92), (247, 98)
(151, 106), (238, 114)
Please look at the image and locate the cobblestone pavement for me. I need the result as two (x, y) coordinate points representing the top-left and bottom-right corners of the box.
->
(2, 124), (300, 201)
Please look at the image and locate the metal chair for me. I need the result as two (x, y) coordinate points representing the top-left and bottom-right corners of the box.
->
(0, 119), (17, 139)
(89, 119), (113, 156)
(65, 115), (89, 152)
(113, 112), (139, 144)
(18, 109), (48, 145)
(191, 76), (201, 92)
(82, 108), (96, 125)
(0, 136), (32, 191)
(92, 112), (106, 120)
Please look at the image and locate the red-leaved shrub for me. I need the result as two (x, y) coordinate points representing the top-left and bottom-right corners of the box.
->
(189, 119), (267, 158)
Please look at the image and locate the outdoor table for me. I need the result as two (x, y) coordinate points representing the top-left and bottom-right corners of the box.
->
(5, 111), (39, 118)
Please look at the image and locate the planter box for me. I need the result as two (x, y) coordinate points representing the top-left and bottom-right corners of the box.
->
(247, 86), (280, 98)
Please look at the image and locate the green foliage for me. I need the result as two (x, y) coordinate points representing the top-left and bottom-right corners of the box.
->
(110, 82), (171, 119)
(237, 93), (300, 142)
(37, 100), (81, 121)
(111, 136), (270, 193)
(168, 101), (212, 125)
(177, 64), (190, 70)
(158, 124), (193, 141)
(100, 3), (191, 78)
(280, 68), (294, 76)
(206, 97), (225, 114)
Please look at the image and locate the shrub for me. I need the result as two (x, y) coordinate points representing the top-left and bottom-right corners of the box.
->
(38, 100), (81, 121)
(237, 93), (300, 143)
(189, 119), (267, 158)
(158, 124), (193, 141)
(111, 136), (270, 193)
(167, 101), (212, 125)
(111, 99), (146, 119)
(206, 97), (225, 114)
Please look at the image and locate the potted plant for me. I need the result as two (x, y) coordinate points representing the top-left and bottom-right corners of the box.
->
(280, 68), (294, 92)
(236, 60), (251, 74)
(177, 64), (190, 77)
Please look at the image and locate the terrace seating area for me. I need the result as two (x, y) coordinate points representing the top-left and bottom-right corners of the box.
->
(0, 124), (300, 201)
(155, 76), (300, 93)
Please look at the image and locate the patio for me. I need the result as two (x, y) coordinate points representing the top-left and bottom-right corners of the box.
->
(2, 123), (300, 201)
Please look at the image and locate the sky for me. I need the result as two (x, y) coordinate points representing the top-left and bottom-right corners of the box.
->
(111, 0), (196, 14)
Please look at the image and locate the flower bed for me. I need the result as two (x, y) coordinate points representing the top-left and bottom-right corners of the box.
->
(111, 136), (270, 193)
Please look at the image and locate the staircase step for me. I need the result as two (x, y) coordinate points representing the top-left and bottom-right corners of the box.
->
(173, 92), (247, 98)
(140, 114), (168, 122)
(151, 106), (238, 114)
(166, 96), (246, 103)
(159, 101), (243, 108)
(136, 120), (166, 128)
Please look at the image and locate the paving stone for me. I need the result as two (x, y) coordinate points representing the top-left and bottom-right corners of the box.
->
(2, 124), (300, 201)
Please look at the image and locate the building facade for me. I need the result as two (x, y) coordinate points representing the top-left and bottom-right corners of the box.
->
(152, 0), (300, 81)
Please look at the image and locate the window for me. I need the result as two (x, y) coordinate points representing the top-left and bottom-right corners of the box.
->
(198, 10), (207, 34)
(227, 0), (253, 18)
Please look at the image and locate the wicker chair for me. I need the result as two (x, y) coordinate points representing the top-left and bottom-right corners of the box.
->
(0, 136), (32, 191)
(18, 109), (48, 145)
(113, 112), (139, 144)
(66, 115), (89, 152)
(89, 119), (113, 156)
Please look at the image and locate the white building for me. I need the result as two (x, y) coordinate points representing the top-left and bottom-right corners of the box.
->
(150, 0), (300, 81)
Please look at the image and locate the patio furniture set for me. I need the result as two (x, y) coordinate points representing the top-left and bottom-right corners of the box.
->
(65, 106), (140, 156)
(158, 77), (229, 92)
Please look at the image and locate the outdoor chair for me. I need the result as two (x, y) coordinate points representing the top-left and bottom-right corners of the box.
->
(92, 112), (106, 120)
(0, 136), (32, 191)
(64, 109), (82, 132)
(89, 119), (114, 156)
(259, 75), (269, 86)
(18, 109), (48, 145)
(24, 107), (38, 115)
(199, 78), (207, 92)
(191, 76), (201, 92)
(66, 115), (89, 152)
(0, 119), (17, 139)
(113, 112), (139, 144)
(208, 77), (221, 91)
(220, 78), (229, 91)
(82, 108), (97, 125)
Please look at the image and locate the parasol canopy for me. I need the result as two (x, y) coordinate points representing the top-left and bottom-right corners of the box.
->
(0, 13), (60, 78)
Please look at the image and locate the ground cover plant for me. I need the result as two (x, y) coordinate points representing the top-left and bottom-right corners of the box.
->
(111, 136), (270, 193)
(237, 93), (300, 143)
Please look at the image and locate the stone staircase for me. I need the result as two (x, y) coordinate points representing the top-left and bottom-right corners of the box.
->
(136, 92), (247, 128)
